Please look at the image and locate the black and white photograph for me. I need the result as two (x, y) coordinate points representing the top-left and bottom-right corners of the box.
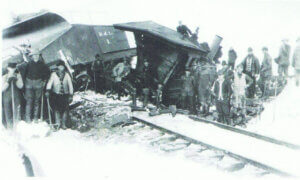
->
(1, 0), (300, 179)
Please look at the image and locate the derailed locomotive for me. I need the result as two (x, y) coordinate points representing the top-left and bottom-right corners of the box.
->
(114, 21), (222, 106)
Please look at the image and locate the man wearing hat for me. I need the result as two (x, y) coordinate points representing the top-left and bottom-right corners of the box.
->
(277, 39), (291, 77)
(181, 69), (196, 114)
(258, 47), (273, 97)
(196, 60), (212, 114)
(212, 69), (233, 125)
(228, 47), (237, 70)
(24, 48), (50, 122)
(2, 62), (24, 129)
(91, 54), (106, 93)
(219, 60), (229, 75)
(241, 47), (260, 98)
(45, 60), (73, 129)
(177, 21), (192, 38)
(191, 27), (200, 44)
(112, 58), (131, 100)
(292, 37), (300, 86)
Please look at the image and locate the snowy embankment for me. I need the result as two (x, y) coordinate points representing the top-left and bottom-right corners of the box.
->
(246, 79), (300, 145)
(0, 129), (27, 178)
(0, 91), (287, 179)
(133, 111), (300, 177)
(1, 121), (245, 179)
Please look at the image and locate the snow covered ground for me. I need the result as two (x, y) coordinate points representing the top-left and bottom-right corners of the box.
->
(0, 121), (245, 179)
(246, 78), (300, 145)
(0, 129), (28, 178)
(0, 91), (285, 179)
(2, 81), (299, 179)
(133, 111), (300, 176)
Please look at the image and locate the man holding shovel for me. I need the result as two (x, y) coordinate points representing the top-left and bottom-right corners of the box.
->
(2, 63), (24, 129)
(23, 49), (50, 122)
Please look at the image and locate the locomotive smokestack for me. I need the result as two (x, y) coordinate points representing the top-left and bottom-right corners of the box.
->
(207, 35), (223, 61)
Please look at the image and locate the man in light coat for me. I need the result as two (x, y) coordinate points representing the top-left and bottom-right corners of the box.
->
(232, 65), (253, 124)
(45, 60), (73, 129)
(112, 58), (130, 100)
(292, 38), (300, 86)
(2, 63), (24, 129)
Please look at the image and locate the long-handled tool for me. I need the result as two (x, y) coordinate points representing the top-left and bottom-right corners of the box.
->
(11, 81), (16, 128)
(40, 92), (44, 122)
(93, 71), (97, 92)
(273, 77), (278, 122)
(46, 97), (53, 128)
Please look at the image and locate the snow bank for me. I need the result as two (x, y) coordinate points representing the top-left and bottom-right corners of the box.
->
(10, 126), (279, 179)
(246, 79), (300, 145)
(1, 88), (294, 179)
(0, 129), (27, 178)
(15, 121), (51, 140)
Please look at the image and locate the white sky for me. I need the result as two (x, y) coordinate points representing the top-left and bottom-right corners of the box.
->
(1, 0), (300, 63)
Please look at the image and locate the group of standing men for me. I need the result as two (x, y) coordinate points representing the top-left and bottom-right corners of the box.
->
(3, 34), (299, 129)
(179, 37), (300, 125)
(92, 55), (132, 100)
(2, 48), (74, 130)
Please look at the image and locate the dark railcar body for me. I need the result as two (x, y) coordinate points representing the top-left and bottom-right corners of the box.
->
(114, 21), (211, 105)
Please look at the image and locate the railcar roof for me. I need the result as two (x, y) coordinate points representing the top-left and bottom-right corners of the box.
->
(114, 21), (209, 53)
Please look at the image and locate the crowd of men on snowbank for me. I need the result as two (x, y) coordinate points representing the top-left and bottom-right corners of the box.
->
(176, 21), (300, 125)
(2, 21), (300, 129)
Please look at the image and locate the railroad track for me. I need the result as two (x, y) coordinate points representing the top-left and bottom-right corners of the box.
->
(132, 114), (300, 177)
(189, 115), (300, 150)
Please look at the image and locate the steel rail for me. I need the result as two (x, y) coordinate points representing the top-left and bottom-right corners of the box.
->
(132, 116), (295, 177)
(189, 115), (300, 150)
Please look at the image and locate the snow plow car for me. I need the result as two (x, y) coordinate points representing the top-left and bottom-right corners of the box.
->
(2, 11), (136, 91)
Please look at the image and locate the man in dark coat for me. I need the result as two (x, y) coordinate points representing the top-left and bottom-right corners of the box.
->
(213, 70), (233, 125)
(197, 60), (216, 114)
(228, 47), (237, 70)
(140, 60), (152, 107)
(91, 54), (106, 93)
(258, 47), (272, 97)
(177, 21), (192, 38)
(276, 39), (291, 77)
(181, 70), (196, 114)
(23, 49), (50, 122)
(241, 47), (260, 98)
(140, 60), (152, 88)
(191, 27), (199, 45)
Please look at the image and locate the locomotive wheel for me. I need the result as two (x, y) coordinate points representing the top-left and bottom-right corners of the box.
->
(75, 73), (92, 91)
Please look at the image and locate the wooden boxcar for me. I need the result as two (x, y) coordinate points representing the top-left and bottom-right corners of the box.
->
(114, 21), (212, 105)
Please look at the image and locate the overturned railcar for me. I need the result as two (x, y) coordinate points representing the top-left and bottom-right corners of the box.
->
(114, 21), (211, 105)
(2, 11), (136, 89)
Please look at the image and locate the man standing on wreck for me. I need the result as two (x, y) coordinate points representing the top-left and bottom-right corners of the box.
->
(177, 21), (192, 38)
